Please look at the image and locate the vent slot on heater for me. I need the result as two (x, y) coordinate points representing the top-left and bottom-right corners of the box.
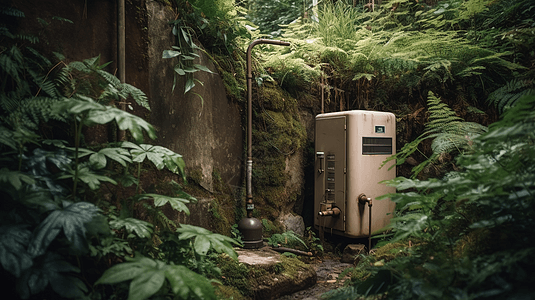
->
(326, 155), (335, 202)
(362, 137), (392, 155)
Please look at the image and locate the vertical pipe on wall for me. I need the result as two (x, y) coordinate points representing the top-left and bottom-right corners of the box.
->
(117, 0), (126, 141)
(244, 39), (290, 218)
(238, 39), (290, 249)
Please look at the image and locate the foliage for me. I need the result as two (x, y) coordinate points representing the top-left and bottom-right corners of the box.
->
(0, 7), (242, 299)
(246, 0), (306, 36)
(326, 95), (535, 299)
(96, 254), (216, 300)
(163, 0), (250, 97)
(176, 224), (240, 259)
(163, 19), (214, 96)
(266, 230), (307, 249)
(383, 91), (487, 178)
(304, 226), (324, 255)
(254, 0), (530, 114)
(486, 78), (535, 114)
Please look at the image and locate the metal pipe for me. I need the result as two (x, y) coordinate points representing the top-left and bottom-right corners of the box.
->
(245, 39), (290, 217)
(271, 247), (313, 256)
(238, 39), (290, 249)
(358, 193), (373, 253)
(318, 206), (341, 217)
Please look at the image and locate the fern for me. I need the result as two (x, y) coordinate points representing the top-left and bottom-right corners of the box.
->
(57, 56), (151, 110)
(383, 91), (487, 178)
(487, 79), (535, 113)
(4, 96), (65, 130)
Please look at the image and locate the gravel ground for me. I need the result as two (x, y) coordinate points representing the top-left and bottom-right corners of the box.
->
(279, 257), (353, 300)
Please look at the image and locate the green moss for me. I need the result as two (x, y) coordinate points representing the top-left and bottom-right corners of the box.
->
(214, 284), (248, 300)
(216, 256), (253, 297)
(209, 170), (238, 236)
(186, 167), (204, 187)
(280, 255), (309, 279)
(372, 240), (412, 262)
(216, 253), (311, 298)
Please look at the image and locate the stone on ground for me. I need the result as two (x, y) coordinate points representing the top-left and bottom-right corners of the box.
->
(340, 244), (366, 264)
(237, 246), (316, 300)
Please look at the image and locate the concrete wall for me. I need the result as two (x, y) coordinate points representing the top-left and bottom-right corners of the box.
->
(11, 0), (308, 231)
(146, 1), (243, 193)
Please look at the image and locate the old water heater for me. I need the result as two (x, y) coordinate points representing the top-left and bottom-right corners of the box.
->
(314, 110), (396, 238)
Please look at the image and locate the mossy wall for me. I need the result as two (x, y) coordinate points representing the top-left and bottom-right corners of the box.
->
(249, 81), (310, 231)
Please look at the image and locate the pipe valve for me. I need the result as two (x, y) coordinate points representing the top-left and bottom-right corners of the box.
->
(318, 206), (341, 217)
(358, 193), (372, 206)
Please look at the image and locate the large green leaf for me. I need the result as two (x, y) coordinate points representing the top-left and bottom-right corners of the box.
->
(28, 201), (99, 257)
(89, 147), (132, 169)
(0, 168), (35, 190)
(109, 217), (153, 239)
(17, 252), (87, 299)
(176, 224), (239, 258)
(0, 126), (17, 150)
(139, 194), (191, 215)
(165, 265), (216, 300)
(52, 98), (156, 143)
(96, 255), (216, 300)
(122, 142), (186, 179)
(59, 165), (117, 190)
(129, 268), (166, 300)
(0, 225), (33, 277)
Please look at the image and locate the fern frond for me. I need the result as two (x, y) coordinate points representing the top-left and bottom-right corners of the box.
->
(0, 6), (25, 18)
(0, 46), (23, 84)
(96, 69), (121, 87)
(13, 34), (39, 44)
(487, 79), (535, 113)
(121, 83), (150, 111)
(3, 96), (64, 130)
(385, 91), (487, 178)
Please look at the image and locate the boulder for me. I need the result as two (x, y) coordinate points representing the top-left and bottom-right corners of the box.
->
(278, 213), (305, 237)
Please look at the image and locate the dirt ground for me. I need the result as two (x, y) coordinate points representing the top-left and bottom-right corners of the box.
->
(279, 256), (353, 300)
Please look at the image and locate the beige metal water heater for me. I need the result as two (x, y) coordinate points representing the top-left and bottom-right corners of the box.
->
(314, 110), (396, 238)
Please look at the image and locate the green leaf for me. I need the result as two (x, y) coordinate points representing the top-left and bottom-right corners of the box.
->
(176, 224), (239, 258)
(162, 50), (181, 59)
(89, 152), (107, 169)
(122, 142), (186, 179)
(185, 78), (196, 94)
(0, 168), (35, 190)
(193, 64), (214, 73)
(165, 265), (216, 300)
(90, 147), (132, 169)
(17, 252), (87, 299)
(53, 98), (156, 143)
(28, 201), (99, 257)
(59, 166), (117, 190)
(109, 217), (153, 239)
(0, 225), (33, 277)
(0, 126), (17, 150)
(174, 65), (186, 75)
(129, 268), (166, 300)
(139, 194), (191, 214)
(95, 256), (153, 285)
(97, 255), (216, 300)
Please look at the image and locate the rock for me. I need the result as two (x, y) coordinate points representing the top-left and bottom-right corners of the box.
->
(340, 244), (366, 264)
(236, 247), (281, 266)
(278, 213), (305, 236)
(237, 247), (317, 300)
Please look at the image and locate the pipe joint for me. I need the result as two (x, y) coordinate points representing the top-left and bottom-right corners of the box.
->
(318, 206), (341, 217)
(358, 193), (372, 206)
